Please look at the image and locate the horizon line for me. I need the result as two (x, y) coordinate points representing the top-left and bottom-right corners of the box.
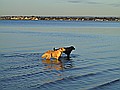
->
(0, 15), (120, 17)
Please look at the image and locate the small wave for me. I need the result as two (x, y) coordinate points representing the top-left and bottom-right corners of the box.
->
(96, 56), (120, 60)
(2, 53), (41, 58)
(0, 71), (44, 82)
(29, 66), (119, 89)
(88, 78), (120, 90)
(67, 64), (120, 76)
(65, 63), (102, 71)
(91, 44), (111, 49)
(1, 64), (41, 72)
(30, 72), (98, 89)
(107, 68), (120, 71)
(0, 53), (42, 72)
(94, 50), (120, 54)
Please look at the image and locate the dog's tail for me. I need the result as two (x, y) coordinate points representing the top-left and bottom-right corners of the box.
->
(41, 53), (47, 58)
(41, 52), (51, 59)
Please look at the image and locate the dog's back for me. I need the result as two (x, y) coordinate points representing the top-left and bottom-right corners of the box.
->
(63, 46), (75, 54)
(52, 48), (65, 59)
(51, 50), (61, 59)
(54, 46), (75, 54)
(53, 46), (75, 59)
(42, 48), (65, 60)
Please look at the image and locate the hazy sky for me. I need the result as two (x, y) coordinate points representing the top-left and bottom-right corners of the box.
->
(0, 0), (120, 16)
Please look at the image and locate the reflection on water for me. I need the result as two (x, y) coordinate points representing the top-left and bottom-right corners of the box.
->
(42, 58), (73, 71)
(42, 59), (63, 70)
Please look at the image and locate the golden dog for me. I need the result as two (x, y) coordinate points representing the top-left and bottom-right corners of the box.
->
(41, 48), (65, 60)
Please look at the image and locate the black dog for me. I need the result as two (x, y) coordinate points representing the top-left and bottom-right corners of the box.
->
(54, 46), (75, 59)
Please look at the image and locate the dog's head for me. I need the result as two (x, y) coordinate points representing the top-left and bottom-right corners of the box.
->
(59, 48), (65, 52)
(70, 46), (75, 50)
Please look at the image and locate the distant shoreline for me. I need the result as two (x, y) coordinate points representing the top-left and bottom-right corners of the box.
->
(0, 16), (120, 22)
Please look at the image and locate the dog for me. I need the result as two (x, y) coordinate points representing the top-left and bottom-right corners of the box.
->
(42, 48), (65, 60)
(54, 46), (75, 59)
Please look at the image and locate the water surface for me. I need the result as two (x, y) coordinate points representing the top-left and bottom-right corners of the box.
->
(0, 20), (120, 90)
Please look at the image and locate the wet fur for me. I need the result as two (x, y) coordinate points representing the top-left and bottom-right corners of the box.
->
(42, 48), (65, 60)
(54, 46), (75, 59)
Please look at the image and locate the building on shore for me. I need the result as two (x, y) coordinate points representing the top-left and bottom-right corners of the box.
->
(0, 16), (120, 22)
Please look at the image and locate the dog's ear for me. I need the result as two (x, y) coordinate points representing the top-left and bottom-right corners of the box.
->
(59, 48), (63, 51)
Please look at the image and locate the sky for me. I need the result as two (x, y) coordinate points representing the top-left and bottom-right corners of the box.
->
(0, 0), (120, 16)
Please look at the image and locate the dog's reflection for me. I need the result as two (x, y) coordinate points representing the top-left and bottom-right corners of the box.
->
(42, 59), (63, 70)
(42, 59), (73, 70)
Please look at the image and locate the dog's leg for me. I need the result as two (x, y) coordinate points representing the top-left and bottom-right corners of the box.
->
(56, 57), (59, 60)
(67, 54), (70, 60)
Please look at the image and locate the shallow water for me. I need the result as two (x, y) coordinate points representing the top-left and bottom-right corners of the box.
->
(0, 20), (120, 90)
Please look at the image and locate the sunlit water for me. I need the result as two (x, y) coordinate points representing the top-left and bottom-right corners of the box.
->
(0, 20), (120, 90)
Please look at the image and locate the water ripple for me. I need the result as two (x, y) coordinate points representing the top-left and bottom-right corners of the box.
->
(88, 78), (120, 90)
